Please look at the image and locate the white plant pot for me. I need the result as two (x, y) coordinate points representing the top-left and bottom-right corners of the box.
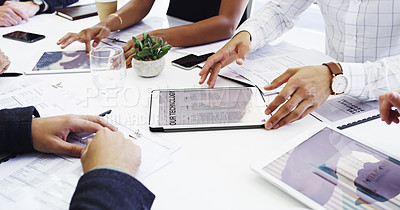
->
(132, 57), (165, 77)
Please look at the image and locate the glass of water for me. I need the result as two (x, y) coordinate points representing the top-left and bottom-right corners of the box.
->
(90, 45), (126, 95)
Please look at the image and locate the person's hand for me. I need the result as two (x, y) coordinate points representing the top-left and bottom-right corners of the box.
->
(31, 115), (117, 157)
(57, 25), (111, 54)
(264, 65), (332, 129)
(123, 33), (144, 68)
(81, 128), (141, 178)
(199, 31), (251, 88)
(0, 2), (39, 27)
(379, 90), (400, 125)
(0, 50), (10, 74)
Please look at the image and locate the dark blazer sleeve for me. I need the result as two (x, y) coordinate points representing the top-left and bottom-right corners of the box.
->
(70, 169), (155, 210)
(0, 106), (40, 153)
(42, 0), (78, 13)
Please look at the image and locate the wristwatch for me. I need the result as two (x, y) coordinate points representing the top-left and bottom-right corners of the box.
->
(32, 0), (45, 12)
(323, 62), (348, 95)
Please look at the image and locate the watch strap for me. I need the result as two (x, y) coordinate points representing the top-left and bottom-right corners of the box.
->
(323, 62), (342, 75)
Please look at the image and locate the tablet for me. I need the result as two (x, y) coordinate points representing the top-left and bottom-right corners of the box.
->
(251, 126), (400, 209)
(28, 50), (90, 74)
(149, 87), (268, 132)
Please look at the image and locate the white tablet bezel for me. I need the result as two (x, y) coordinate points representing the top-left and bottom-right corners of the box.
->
(149, 87), (268, 132)
(250, 125), (400, 209)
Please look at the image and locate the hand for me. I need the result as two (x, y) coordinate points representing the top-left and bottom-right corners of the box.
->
(123, 33), (143, 68)
(57, 25), (111, 54)
(0, 50), (10, 74)
(0, 2), (39, 27)
(81, 128), (141, 178)
(31, 115), (117, 157)
(199, 31), (251, 88)
(379, 90), (400, 125)
(264, 65), (332, 129)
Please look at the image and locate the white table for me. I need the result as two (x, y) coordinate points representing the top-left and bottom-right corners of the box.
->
(0, 1), (398, 209)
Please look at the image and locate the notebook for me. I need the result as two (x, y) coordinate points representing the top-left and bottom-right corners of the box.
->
(55, 3), (98, 21)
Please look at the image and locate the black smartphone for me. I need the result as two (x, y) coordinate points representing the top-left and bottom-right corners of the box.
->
(3, 31), (45, 43)
(172, 52), (214, 70)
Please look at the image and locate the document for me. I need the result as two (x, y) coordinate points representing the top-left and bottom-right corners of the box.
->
(312, 95), (379, 129)
(219, 42), (335, 95)
(0, 78), (180, 209)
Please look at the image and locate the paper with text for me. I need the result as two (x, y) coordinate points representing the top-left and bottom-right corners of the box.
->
(219, 42), (335, 95)
(0, 78), (180, 209)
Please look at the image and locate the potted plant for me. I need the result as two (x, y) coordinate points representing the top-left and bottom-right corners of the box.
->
(131, 33), (172, 77)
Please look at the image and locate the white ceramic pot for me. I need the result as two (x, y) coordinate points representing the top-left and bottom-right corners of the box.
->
(132, 57), (165, 77)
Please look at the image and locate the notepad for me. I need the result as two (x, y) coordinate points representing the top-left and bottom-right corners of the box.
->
(312, 95), (379, 130)
(55, 3), (98, 21)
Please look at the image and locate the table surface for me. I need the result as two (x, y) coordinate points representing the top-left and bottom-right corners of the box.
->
(0, 0), (399, 209)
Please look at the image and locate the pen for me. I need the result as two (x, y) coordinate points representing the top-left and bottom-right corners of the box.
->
(0, 72), (24, 77)
(106, 37), (127, 44)
(99, 110), (112, 117)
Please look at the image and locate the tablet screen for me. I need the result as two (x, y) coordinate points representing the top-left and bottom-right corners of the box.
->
(263, 127), (400, 209)
(32, 50), (89, 71)
(151, 87), (267, 130)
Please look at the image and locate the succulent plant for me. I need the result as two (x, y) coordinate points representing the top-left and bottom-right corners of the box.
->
(131, 33), (172, 61)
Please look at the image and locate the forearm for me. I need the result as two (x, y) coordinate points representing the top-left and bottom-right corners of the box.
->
(0, 106), (40, 153)
(236, 0), (314, 52)
(99, 0), (154, 32)
(70, 169), (155, 209)
(148, 16), (239, 47)
(341, 55), (400, 100)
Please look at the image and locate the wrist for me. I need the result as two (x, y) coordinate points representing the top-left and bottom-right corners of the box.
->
(323, 62), (348, 95)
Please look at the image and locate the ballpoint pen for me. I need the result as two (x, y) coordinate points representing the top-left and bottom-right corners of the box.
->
(0, 72), (24, 77)
(106, 37), (127, 43)
(99, 110), (112, 117)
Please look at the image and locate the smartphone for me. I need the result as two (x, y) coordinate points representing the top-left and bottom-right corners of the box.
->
(172, 52), (214, 70)
(3, 31), (45, 43)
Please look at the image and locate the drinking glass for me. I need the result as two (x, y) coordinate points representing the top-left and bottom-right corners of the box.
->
(90, 46), (126, 95)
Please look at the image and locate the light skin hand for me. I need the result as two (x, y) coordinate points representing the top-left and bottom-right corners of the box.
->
(0, 2), (38, 27)
(0, 50), (11, 74)
(199, 31), (251, 88)
(379, 90), (400, 125)
(57, 24), (111, 54)
(264, 65), (332, 130)
(31, 115), (117, 157)
(81, 128), (141, 178)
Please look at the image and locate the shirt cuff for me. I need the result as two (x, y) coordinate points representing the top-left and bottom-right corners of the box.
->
(89, 166), (132, 177)
(339, 62), (366, 97)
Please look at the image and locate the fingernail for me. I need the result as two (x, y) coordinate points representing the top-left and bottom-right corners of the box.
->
(265, 109), (271, 115)
(265, 122), (272, 129)
(236, 58), (244, 64)
(93, 42), (98, 47)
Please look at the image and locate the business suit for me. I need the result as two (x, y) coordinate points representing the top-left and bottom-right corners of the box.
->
(0, 106), (155, 209)
(0, 0), (78, 13)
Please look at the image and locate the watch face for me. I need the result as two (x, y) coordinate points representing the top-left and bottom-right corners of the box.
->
(332, 75), (348, 94)
(33, 0), (43, 5)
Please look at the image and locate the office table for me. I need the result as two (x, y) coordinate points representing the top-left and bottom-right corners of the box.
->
(0, 0), (399, 209)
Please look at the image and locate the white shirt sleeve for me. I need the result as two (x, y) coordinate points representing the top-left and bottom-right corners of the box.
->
(235, 0), (314, 52)
(341, 55), (400, 101)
